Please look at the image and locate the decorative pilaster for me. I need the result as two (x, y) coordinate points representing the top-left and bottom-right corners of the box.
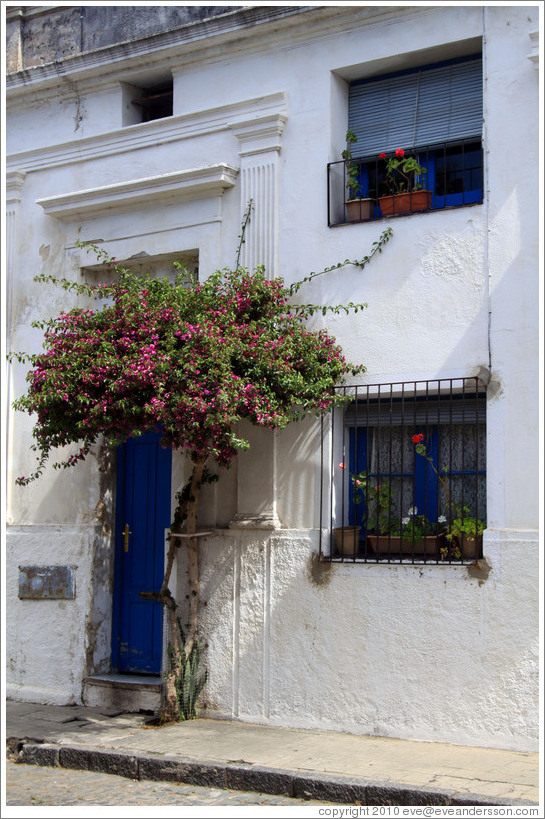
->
(231, 113), (287, 278)
(228, 111), (287, 529)
(6, 171), (26, 341)
(229, 424), (281, 529)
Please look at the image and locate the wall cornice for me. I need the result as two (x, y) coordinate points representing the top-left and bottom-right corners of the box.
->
(5, 6), (316, 93)
(6, 6), (70, 21)
(36, 164), (238, 221)
(6, 6), (420, 99)
(7, 92), (288, 174)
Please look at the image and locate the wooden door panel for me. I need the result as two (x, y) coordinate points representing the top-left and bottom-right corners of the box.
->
(112, 432), (171, 674)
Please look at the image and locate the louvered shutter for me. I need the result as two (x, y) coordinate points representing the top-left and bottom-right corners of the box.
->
(348, 56), (483, 159)
(344, 396), (486, 428)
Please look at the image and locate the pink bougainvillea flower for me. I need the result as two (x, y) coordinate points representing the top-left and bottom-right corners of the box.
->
(339, 462), (346, 471)
(12, 243), (368, 483)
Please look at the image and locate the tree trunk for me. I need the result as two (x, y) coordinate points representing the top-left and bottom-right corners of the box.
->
(184, 457), (207, 657)
(159, 537), (183, 722)
(158, 456), (207, 720)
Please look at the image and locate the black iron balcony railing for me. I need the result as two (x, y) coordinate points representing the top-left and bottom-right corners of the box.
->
(328, 140), (483, 226)
(319, 377), (486, 564)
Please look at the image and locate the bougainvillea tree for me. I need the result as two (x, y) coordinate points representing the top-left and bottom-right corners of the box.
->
(11, 222), (392, 719)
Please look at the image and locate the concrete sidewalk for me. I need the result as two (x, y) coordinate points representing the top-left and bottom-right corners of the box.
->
(5, 700), (539, 807)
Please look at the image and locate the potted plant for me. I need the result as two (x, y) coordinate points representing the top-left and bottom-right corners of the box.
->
(349, 468), (443, 556)
(342, 130), (374, 222)
(378, 148), (432, 216)
(339, 458), (450, 558)
(397, 508), (447, 557)
(333, 462), (362, 555)
(446, 506), (485, 559)
(332, 523), (361, 556)
(413, 434), (485, 560)
(348, 468), (401, 554)
(366, 502), (446, 557)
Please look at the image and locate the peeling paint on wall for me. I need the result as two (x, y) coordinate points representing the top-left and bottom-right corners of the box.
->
(85, 443), (117, 677)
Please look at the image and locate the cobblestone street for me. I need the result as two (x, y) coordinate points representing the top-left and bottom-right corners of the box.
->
(5, 760), (331, 808)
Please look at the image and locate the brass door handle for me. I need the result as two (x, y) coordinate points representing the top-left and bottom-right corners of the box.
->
(123, 523), (131, 553)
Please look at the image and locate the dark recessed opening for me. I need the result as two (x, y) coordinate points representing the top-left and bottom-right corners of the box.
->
(131, 81), (173, 122)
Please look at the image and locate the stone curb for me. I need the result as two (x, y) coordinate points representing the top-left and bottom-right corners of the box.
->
(10, 740), (538, 807)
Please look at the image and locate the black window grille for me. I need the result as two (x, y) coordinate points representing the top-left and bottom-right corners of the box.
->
(327, 140), (483, 226)
(320, 377), (486, 563)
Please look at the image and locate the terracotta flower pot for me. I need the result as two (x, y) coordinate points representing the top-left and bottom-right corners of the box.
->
(456, 533), (483, 559)
(333, 526), (361, 556)
(345, 198), (374, 222)
(367, 533), (445, 557)
(378, 190), (432, 216)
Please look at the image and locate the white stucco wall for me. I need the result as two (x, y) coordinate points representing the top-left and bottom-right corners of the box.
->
(190, 528), (538, 752)
(6, 525), (97, 704)
(5, 5), (540, 751)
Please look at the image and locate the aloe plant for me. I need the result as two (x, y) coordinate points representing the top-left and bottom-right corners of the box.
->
(171, 620), (208, 720)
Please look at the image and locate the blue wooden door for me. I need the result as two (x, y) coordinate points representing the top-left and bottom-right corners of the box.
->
(112, 432), (172, 674)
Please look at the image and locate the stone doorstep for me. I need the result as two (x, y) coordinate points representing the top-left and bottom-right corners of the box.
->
(82, 675), (162, 713)
(13, 742), (538, 808)
(84, 675), (162, 693)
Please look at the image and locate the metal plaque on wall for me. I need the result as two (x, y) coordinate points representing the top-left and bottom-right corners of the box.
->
(18, 565), (76, 599)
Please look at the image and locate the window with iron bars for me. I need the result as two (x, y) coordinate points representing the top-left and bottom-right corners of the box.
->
(320, 378), (486, 564)
(328, 54), (483, 226)
(328, 140), (483, 226)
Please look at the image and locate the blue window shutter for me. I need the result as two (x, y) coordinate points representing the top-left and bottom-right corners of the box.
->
(414, 428), (439, 523)
(348, 427), (367, 529)
(349, 56), (482, 159)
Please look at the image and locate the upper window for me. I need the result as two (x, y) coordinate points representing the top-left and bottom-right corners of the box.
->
(328, 55), (483, 225)
(131, 80), (173, 122)
(122, 78), (173, 126)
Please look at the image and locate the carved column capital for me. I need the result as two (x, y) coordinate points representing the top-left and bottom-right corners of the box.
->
(230, 113), (287, 158)
(6, 170), (26, 208)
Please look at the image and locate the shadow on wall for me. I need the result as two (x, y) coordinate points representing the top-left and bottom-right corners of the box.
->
(276, 415), (323, 529)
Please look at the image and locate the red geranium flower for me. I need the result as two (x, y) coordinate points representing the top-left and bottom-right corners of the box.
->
(379, 152), (387, 160)
(395, 148), (405, 158)
(412, 433), (424, 443)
